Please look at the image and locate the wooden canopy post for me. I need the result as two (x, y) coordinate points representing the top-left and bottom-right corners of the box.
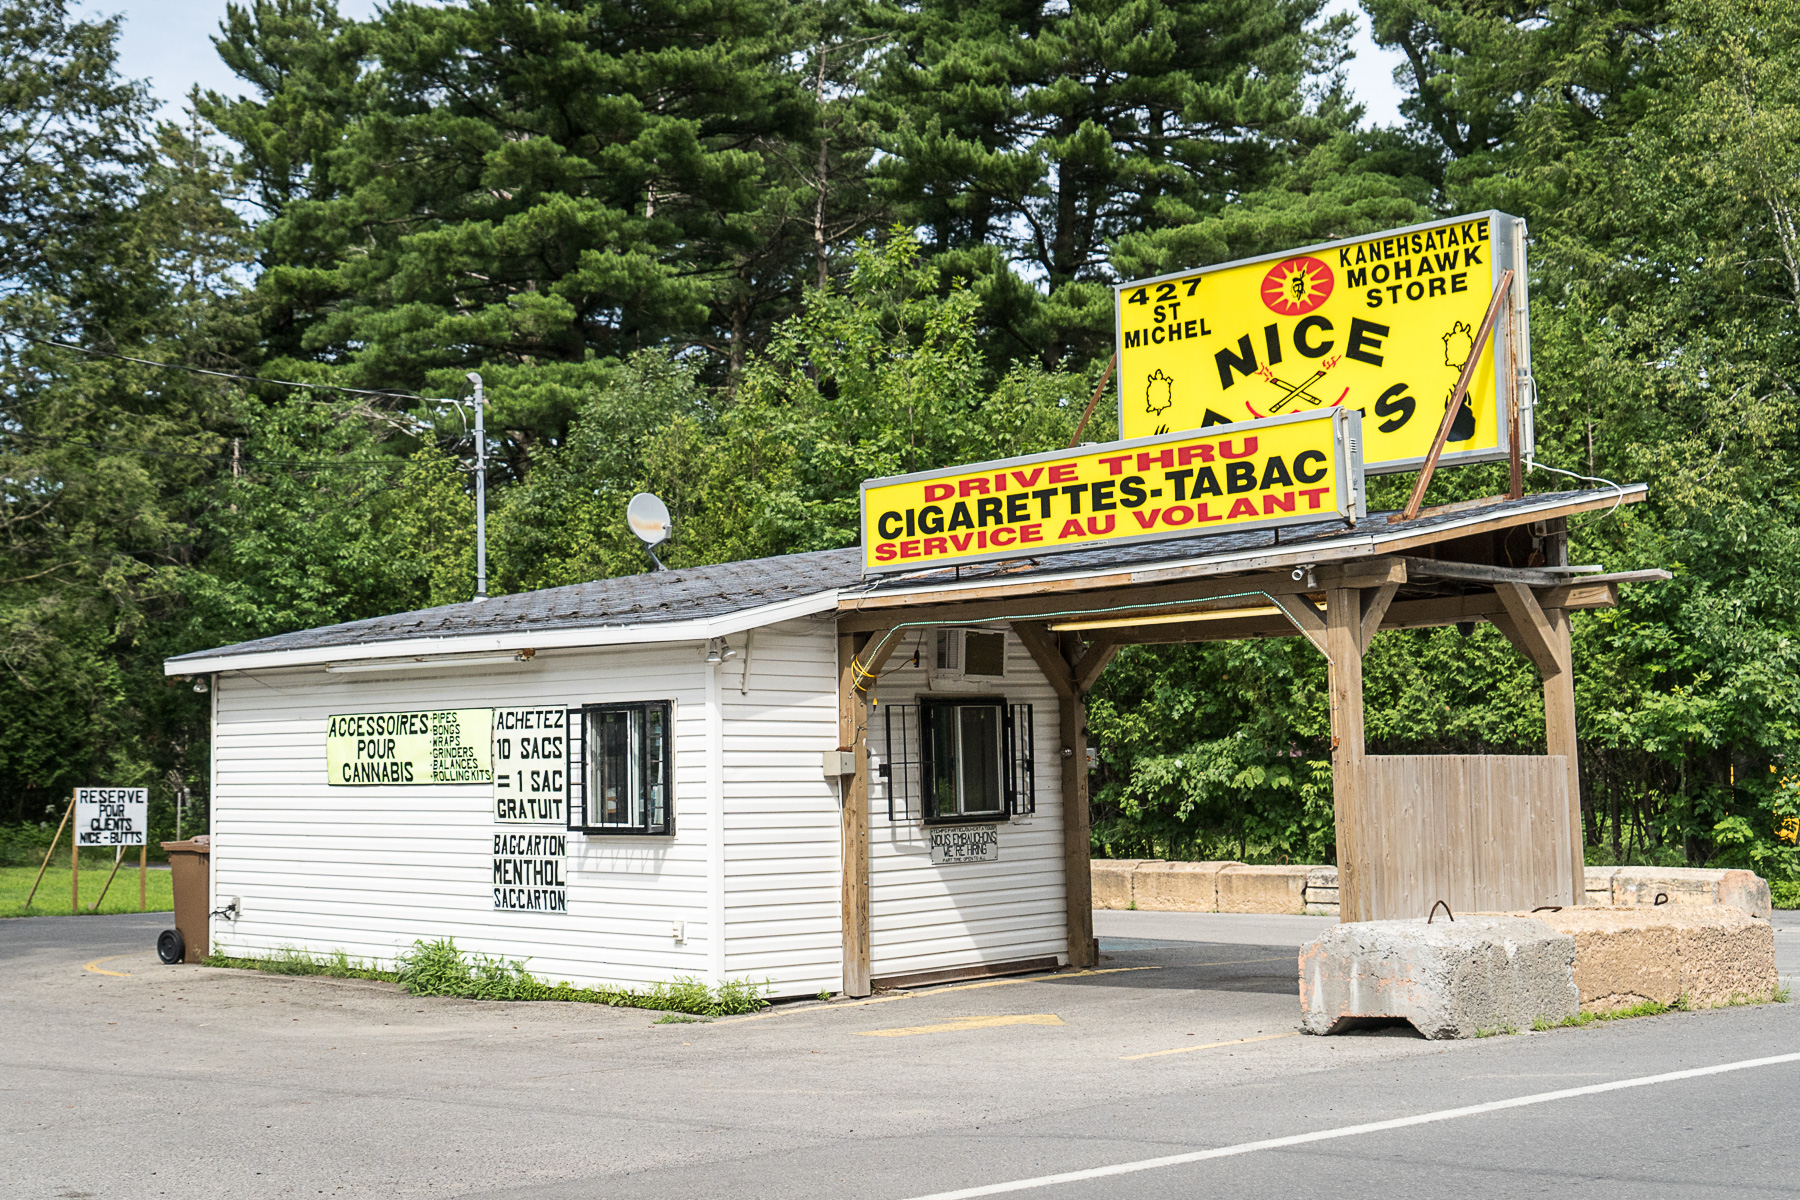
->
(837, 628), (905, 997)
(1492, 584), (1584, 905)
(1012, 622), (1099, 969)
(1325, 588), (1369, 922)
(1543, 608), (1583, 895)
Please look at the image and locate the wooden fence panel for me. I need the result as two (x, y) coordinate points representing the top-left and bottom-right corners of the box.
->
(1360, 754), (1573, 920)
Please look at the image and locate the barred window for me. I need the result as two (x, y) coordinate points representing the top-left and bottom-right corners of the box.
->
(916, 699), (1034, 823)
(566, 702), (672, 835)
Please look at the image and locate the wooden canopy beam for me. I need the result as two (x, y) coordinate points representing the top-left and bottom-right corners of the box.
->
(1010, 622), (1075, 701)
(1403, 558), (1669, 590)
(1087, 582), (1623, 647)
(1272, 593), (1328, 655)
(1072, 640), (1119, 692)
(836, 560), (1408, 632)
(1359, 581), (1400, 652)
(1492, 582), (1564, 677)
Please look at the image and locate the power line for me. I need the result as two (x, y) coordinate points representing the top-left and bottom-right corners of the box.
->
(5, 331), (445, 404)
(3, 426), (420, 471)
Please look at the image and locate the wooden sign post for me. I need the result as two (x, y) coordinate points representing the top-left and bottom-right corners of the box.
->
(23, 792), (74, 910)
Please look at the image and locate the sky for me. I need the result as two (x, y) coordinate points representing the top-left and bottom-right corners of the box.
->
(92, 0), (1411, 126)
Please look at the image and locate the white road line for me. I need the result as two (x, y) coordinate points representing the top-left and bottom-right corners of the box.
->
(900, 1050), (1800, 1200)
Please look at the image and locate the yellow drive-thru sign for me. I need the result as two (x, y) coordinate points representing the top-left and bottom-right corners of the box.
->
(1115, 212), (1530, 473)
(860, 408), (1362, 576)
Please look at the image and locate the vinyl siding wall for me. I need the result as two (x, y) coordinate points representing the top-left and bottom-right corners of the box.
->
(209, 644), (721, 990)
(865, 627), (1068, 979)
(203, 616), (1064, 997)
(718, 619), (843, 997)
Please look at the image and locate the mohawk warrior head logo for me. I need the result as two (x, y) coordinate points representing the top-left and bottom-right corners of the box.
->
(1260, 256), (1334, 316)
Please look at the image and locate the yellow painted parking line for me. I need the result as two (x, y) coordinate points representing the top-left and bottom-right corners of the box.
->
(859, 1014), (1066, 1038)
(83, 955), (133, 978)
(1120, 1031), (1299, 1061)
(711, 966), (1158, 1026)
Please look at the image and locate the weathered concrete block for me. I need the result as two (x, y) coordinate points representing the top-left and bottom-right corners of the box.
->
(1299, 917), (1578, 1039)
(1217, 864), (1310, 915)
(1091, 860), (1150, 910)
(1527, 905), (1777, 1011)
(1715, 870), (1774, 920)
(1584, 867), (1617, 907)
(1304, 865), (1340, 915)
(1609, 867), (1772, 919)
(1132, 861), (1239, 912)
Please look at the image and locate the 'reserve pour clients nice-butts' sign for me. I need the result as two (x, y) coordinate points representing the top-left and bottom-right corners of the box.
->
(75, 787), (148, 847)
(325, 709), (494, 785)
(1115, 211), (1529, 474)
(859, 407), (1362, 576)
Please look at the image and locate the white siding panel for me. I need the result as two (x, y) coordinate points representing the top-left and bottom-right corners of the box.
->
(718, 619), (844, 995)
(208, 644), (721, 990)
(205, 611), (1061, 1000)
(867, 630), (1069, 979)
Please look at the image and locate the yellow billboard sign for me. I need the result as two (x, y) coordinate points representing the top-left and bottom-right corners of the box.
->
(326, 709), (494, 785)
(1115, 212), (1530, 472)
(860, 409), (1362, 576)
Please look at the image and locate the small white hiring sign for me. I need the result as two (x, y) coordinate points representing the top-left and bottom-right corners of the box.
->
(929, 824), (999, 865)
(75, 787), (148, 848)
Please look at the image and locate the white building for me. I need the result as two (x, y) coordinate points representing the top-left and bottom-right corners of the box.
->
(165, 484), (1650, 996)
(164, 548), (1074, 999)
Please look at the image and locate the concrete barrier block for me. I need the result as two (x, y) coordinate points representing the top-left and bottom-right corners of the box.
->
(1584, 867), (1618, 906)
(1217, 864), (1310, 915)
(1304, 865), (1340, 915)
(1092, 860), (1151, 910)
(1715, 870), (1774, 920)
(1528, 906), (1777, 1011)
(1132, 861), (1239, 912)
(1610, 867), (1771, 918)
(1299, 917), (1578, 1039)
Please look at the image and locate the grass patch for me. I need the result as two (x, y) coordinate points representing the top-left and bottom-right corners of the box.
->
(0, 864), (174, 918)
(1533, 999), (1680, 1031)
(204, 937), (769, 1017)
(203, 946), (396, 981)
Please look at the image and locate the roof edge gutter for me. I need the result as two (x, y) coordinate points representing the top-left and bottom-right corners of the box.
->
(164, 588), (842, 677)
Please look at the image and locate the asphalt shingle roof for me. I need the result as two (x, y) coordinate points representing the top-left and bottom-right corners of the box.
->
(169, 487), (1630, 665)
(166, 547), (864, 664)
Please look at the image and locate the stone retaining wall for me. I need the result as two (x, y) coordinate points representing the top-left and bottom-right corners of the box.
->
(1098, 860), (1768, 919)
(1092, 860), (1337, 915)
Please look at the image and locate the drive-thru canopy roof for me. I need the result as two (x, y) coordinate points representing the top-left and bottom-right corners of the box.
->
(167, 485), (1655, 675)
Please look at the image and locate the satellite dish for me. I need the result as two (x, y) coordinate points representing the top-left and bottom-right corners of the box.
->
(626, 492), (672, 571)
(627, 493), (671, 547)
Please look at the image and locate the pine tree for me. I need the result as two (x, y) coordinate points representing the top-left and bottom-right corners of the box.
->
(864, 0), (1381, 367)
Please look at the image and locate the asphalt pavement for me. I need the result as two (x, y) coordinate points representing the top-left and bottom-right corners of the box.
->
(3, 908), (1797, 1199)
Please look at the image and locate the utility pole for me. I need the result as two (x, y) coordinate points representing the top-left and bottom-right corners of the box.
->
(468, 372), (488, 601)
